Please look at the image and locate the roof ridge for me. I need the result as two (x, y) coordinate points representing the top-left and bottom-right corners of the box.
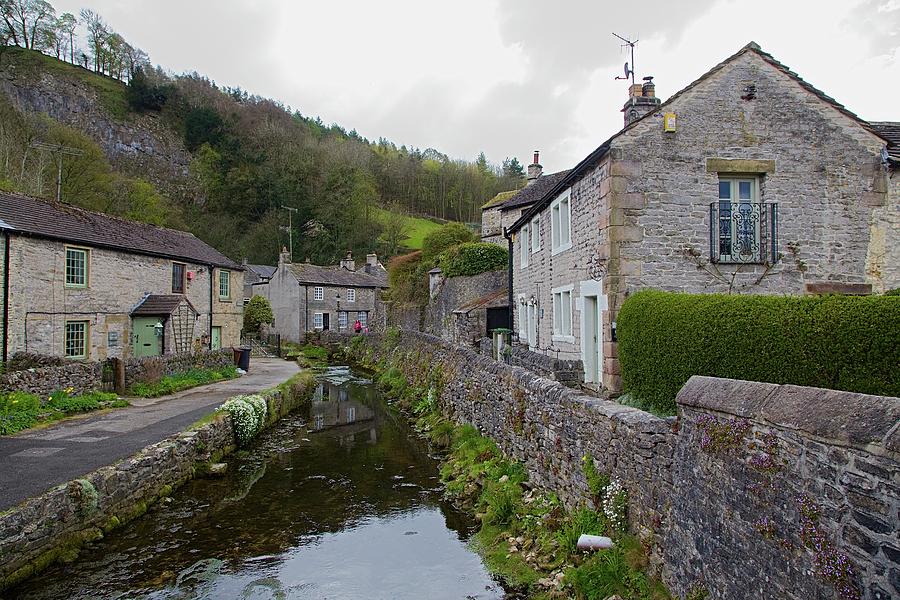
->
(0, 191), (196, 237)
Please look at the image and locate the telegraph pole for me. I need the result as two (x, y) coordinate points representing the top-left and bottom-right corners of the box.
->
(29, 141), (83, 202)
(281, 205), (298, 261)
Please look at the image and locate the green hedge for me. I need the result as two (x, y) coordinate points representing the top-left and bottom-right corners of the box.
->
(617, 290), (900, 413)
(439, 242), (508, 278)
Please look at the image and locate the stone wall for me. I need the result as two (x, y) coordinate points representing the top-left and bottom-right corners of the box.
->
(666, 377), (900, 600)
(0, 361), (103, 397)
(424, 269), (506, 342)
(123, 349), (233, 388)
(506, 344), (585, 387)
(325, 330), (675, 550)
(322, 330), (900, 600)
(0, 373), (315, 592)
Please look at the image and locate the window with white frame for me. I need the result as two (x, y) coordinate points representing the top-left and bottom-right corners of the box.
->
(338, 311), (348, 330)
(357, 311), (368, 328)
(552, 286), (573, 340)
(64, 320), (89, 358)
(517, 295), (527, 338)
(347, 288), (356, 302)
(530, 216), (540, 253)
(218, 270), (231, 299)
(313, 286), (324, 301)
(711, 177), (775, 264)
(313, 313), (324, 329)
(550, 190), (572, 254)
(519, 223), (529, 268)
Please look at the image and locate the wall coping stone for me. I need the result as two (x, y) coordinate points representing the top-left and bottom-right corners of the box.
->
(677, 375), (900, 454)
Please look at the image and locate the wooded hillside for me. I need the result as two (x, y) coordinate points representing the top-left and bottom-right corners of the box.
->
(0, 1), (525, 264)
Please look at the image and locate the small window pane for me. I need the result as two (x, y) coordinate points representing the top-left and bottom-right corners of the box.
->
(719, 181), (731, 199)
(739, 181), (752, 200)
(338, 311), (348, 329)
(314, 287), (324, 301)
(357, 312), (368, 328)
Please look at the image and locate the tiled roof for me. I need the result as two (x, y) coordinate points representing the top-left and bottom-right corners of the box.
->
(0, 192), (241, 269)
(131, 294), (198, 316)
(501, 170), (571, 211)
(870, 122), (900, 165)
(481, 189), (518, 210)
(287, 263), (388, 288)
(510, 42), (890, 233)
(246, 264), (277, 279)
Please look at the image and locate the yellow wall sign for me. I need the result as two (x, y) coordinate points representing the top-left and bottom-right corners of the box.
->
(664, 112), (677, 132)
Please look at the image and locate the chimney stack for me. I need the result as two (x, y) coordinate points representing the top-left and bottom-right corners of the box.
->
(526, 150), (543, 186)
(278, 246), (291, 266)
(622, 76), (661, 127)
(340, 251), (356, 271)
(366, 253), (379, 268)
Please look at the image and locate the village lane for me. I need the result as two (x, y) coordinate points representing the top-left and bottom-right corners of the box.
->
(0, 358), (299, 511)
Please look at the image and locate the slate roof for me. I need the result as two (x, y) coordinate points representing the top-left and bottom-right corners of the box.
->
(870, 122), (900, 165)
(0, 192), (241, 269)
(131, 294), (198, 316)
(246, 264), (277, 279)
(501, 170), (571, 212)
(287, 263), (388, 288)
(510, 42), (893, 233)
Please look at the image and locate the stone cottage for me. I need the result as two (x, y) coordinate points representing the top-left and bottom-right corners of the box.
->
(257, 249), (388, 342)
(506, 42), (899, 391)
(241, 260), (276, 304)
(0, 193), (244, 361)
(480, 151), (570, 247)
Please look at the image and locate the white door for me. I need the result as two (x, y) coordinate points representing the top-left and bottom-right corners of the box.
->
(582, 295), (602, 384)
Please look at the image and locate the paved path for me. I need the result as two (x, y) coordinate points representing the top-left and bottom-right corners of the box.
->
(0, 358), (300, 511)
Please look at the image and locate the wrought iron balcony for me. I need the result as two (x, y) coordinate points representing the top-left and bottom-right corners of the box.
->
(709, 201), (778, 264)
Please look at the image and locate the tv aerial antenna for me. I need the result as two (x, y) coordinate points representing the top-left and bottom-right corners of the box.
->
(612, 33), (638, 87)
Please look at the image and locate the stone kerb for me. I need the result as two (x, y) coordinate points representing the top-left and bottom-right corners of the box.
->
(667, 376), (900, 600)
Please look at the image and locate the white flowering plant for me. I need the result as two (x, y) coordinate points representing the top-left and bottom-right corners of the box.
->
(602, 477), (628, 535)
(220, 394), (268, 446)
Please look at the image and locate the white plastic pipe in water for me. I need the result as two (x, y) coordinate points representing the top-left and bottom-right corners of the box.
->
(576, 534), (614, 551)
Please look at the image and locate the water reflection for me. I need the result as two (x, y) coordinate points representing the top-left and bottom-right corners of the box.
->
(10, 370), (504, 600)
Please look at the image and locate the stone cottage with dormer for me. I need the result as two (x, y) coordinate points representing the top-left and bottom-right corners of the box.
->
(257, 250), (388, 342)
(0, 193), (244, 361)
(507, 42), (898, 392)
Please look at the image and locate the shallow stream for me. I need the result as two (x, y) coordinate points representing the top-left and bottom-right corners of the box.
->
(10, 367), (504, 599)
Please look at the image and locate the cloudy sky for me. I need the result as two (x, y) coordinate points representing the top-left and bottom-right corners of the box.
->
(54, 0), (900, 172)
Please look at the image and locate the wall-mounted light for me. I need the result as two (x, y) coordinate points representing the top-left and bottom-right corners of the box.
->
(154, 321), (164, 337)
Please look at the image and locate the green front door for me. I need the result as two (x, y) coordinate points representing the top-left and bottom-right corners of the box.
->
(132, 317), (162, 357)
(211, 326), (222, 350)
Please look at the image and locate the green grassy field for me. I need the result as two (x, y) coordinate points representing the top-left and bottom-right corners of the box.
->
(372, 206), (443, 250)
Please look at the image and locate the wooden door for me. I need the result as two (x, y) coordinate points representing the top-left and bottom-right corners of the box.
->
(132, 317), (162, 357)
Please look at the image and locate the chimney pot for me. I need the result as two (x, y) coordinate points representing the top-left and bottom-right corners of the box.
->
(526, 150), (543, 186)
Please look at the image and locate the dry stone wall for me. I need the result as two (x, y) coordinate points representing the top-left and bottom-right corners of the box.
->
(0, 361), (103, 397)
(323, 330), (900, 600)
(123, 349), (232, 388)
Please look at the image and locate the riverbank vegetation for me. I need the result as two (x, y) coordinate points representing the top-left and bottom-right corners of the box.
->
(126, 365), (238, 398)
(0, 389), (126, 435)
(334, 334), (670, 599)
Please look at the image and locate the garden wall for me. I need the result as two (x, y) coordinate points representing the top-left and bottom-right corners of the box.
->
(123, 349), (232, 388)
(322, 330), (900, 600)
(667, 377), (899, 600)
(0, 362), (103, 397)
(0, 374), (316, 592)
